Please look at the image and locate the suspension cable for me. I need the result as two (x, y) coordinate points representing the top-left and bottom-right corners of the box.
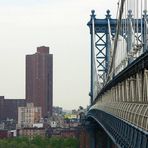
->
(141, 0), (143, 47)
(108, 0), (126, 80)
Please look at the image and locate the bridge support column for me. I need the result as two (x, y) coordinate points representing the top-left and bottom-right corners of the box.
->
(106, 136), (112, 148)
(88, 127), (96, 148)
(86, 120), (118, 148)
(87, 125), (114, 148)
(95, 128), (113, 148)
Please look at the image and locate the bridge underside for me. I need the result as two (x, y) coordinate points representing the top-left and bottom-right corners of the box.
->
(87, 109), (148, 148)
(87, 49), (148, 148)
(85, 116), (117, 148)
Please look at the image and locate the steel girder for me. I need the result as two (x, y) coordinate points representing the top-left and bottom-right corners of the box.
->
(87, 109), (148, 148)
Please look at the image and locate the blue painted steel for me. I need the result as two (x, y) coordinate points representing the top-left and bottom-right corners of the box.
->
(90, 10), (96, 104)
(88, 10), (116, 84)
(88, 10), (117, 105)
(87, 109), (148, 148)
(105, 10), (111, 75)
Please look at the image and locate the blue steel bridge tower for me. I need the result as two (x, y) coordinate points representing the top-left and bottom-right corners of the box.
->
(88, 10), (143, 105)
(87, 10), (117, 104)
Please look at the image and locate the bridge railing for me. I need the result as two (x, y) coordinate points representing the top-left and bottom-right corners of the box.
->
(90, 64), (148, 131)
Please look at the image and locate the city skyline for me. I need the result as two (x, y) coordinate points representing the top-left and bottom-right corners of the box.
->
(0, 0), (118, 109)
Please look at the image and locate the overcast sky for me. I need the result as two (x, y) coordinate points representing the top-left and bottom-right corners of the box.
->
(0, 0), (118, 110)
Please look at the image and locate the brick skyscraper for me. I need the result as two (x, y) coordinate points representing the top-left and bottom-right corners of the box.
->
(26, 46), (53, 117)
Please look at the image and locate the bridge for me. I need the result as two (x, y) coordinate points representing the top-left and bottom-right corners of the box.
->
(85, 0), (148, 147)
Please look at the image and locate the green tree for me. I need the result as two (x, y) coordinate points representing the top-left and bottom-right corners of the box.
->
(0, 136), (79, 148)
(49, 137), (63, 148)
(7, 141), (18, 148)
(29, 143), (39, 148)
(63, 137), (79, 148)
(31, 136), (47, 147)
(18, 141), (29, 148)
(0, 140), (8, 148)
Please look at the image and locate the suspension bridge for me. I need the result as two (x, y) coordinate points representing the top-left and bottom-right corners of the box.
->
(85, 0), (148, 147)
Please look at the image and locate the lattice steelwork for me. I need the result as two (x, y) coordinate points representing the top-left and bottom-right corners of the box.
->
(88, 10), (116, 82)
(88, 10), (117, 102)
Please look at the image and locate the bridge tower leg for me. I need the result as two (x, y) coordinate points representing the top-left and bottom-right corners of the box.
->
(95, 127), (113, 148)
(106, 136), (112, 148)
(88, 10), (117, 103)
(87, 124), (96, 148)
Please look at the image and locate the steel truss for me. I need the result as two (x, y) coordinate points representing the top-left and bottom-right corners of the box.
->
(88, 10), (117, 84)
(87, 109), (148, 148)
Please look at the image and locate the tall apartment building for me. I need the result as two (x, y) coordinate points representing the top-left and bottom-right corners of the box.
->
(26, 46), (53, 117)
(18, 103), (42, 128)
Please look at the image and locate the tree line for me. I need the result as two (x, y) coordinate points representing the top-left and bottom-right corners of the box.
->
(0, 136), (79, 148)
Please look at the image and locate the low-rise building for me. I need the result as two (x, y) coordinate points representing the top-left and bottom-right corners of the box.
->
(0, 130), (9, 138)
(60, 128), (79, 138)
(0, 96), (26, 121)
(51, 127), (80, 138)
(17, 127), (45, 139)
(50, 121), (57, 128)
(0, 122), (4, 130)
(18, 103), (42, 128)
(9, 130), (17, 137)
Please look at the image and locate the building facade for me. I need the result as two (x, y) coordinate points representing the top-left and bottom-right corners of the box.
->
(26, 46), (53, 117)
(0, 130), (9, 139)
(18, 127), (45, 139)
(0, 96), (26, 121)
(18, 103), (42, 128)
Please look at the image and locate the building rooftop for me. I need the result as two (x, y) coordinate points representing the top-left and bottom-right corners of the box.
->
(37, 46), (49, 54)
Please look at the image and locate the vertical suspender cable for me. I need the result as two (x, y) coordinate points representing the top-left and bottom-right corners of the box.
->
(125, 0), (128, 63)
(144, 0), (147, 11)
(122, 0), (126, 68)
(141, 0), (143, 48)
(116, 0), (120, 19)
(133, 0), (136, 48)
(121, 4), (124, 66)
(127, 0), (129, 56)
(136, 0), (139, 46)
(144, 0), (147, 51)
(125, 0), (127, 65)
(108, 0), (126, 80)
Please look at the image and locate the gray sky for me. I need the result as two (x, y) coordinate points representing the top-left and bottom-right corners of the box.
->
(0, 0), (118, 110)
